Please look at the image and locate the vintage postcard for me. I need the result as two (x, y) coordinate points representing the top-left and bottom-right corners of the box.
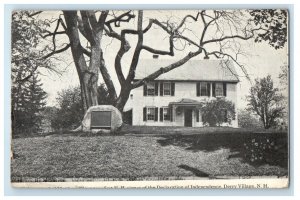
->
(10, 9), (289, 189)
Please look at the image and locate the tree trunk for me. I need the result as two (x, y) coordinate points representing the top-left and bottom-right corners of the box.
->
(115, 85), (132, 113)
(79, 72), (99, 112)
(64, 11), (100, 113)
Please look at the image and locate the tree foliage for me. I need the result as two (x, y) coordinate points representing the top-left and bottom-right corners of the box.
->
(11, 11), (56, 135)
(279, 64), (288, 89)
(250, 9), (287, 49)
(12, 74), (47, 135)
(50, 86), (84, 130)
(247, 75), (285, 129)
(11, 11), (56, 83)
(278, 65), (288, 130)
(202, 98), (236, 127)
(238, 109), (264, 129)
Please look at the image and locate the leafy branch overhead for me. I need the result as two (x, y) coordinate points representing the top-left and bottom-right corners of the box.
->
(250, 9), (288, 49)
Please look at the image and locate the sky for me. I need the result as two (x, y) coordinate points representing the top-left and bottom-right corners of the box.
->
(36, 10), (288, 109)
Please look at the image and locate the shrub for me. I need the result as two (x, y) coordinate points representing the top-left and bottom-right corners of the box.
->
(238, 109), (264, 129)
(243, 137), (283, 166)
(201, 98), (235, 127)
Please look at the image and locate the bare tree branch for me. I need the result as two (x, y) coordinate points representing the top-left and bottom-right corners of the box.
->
(79, 11), (96, 44)
(42, 43), (71, 59)
(81, 46), (91, 57)
(27, 11), (43, 17)
(105, 11), (135, 27)
(126, 10), (144, 83)
(99, 52), (117, 100)
(202, 34), (253, 45)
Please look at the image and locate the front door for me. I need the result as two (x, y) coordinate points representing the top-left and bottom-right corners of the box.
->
(184, 109), (193, 127)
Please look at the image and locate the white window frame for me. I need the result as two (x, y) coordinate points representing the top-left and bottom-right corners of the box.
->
(215, 83), (224, 97)
(147, 82), (155, 96)
(163, 82), (171, 96)
(147, 107), (155, 121)
(200, 82), (209, 96)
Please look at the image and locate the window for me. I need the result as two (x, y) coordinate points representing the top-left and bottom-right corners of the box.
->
(147, 107), (155, 121)
(200, 82), (209, 96)
(215, 83), (224, 97)
(147, 82), (155, 96)
(197, 82), (210, 96)
(163, 107), (170, 120)
(160, 82), (175, 96)
(163, 82), (171, 96)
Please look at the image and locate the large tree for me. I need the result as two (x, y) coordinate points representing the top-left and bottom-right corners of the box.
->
(21, 9), (288, 114)
(11, 11), (55, 135)
(247, 75), (285, 129)
(12, 73), (47, 135)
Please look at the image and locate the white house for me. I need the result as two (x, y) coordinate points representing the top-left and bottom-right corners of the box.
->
(124, 57), (239, 127)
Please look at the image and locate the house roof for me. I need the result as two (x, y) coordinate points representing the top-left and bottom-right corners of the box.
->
(134, 59), (239, 82)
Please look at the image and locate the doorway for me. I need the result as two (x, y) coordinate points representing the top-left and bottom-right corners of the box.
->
(184, 109), (193, 127)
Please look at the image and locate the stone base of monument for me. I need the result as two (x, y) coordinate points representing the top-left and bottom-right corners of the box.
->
(73, 105), (123, 133)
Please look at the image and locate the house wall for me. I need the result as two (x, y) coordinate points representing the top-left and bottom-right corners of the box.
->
(124, 81), (238, 127)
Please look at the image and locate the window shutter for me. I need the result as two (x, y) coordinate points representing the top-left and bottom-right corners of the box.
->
(143, 107), (147, 121)
(160, 108), (163, 121)
(171, 82), (175, 96)
(160, 82), (163, 96)
(154, 107), (158, 121)
(212, 83), (216, 97)
(196, 82), (200, 96)
(155, 82), (158, 96)
(207, 83), (210, 97)
(170, 107), (173, 122)
(143, 84), (147, 96)
(196, 110), (199, 122)
(223, 82), (227, 96)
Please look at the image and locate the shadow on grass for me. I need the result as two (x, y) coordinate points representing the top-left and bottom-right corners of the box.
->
(157, 132), (288, 169)
(178, 164), (210, 177)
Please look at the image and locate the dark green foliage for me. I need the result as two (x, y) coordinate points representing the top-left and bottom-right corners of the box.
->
(247, 75), (285, 129)
(51, 86), (84, 130)
(12, 74), (47, 135)
(238, 109), (264, 129)
(201, 98), (235, 127)
(250, 9), (288, 49)
(11, 11), (55, 135)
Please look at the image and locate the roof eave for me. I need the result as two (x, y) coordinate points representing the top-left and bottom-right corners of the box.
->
(133, 79), (239, 83)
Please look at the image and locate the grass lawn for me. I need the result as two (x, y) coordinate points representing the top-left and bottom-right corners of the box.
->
(11, 126), (288, 182)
